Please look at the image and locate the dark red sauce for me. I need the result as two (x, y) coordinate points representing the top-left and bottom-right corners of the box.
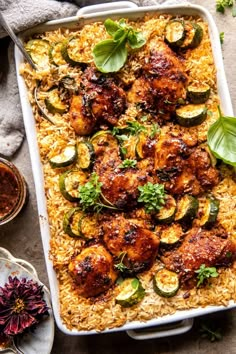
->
(0, 162), (20, 219)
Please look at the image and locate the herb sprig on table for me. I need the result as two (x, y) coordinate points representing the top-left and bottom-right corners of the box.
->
(199, 321), (223, 342)
(93, 18), (146, 73)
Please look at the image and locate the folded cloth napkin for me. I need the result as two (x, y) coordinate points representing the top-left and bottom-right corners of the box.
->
(0, 0), (189, 157)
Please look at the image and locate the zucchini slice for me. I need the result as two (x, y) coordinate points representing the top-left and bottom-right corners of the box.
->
(155, 195), (176, 223)
(60, 76), (78, 94)
(78, 213), (100, 240)
(175, 195), (199, 223)
(49, 42), (67, 66)
(63, 207), (84, 238)
(61, 38), (88, 68)
(77, 142), (95, 170)
(25, 39), (50, 68)
(199, 197), (220, 227)
(49, 145), (77, 168)
(59, 169), (87, 202)
(164, 20), (185, 47)
(153, 268), (179, 297)
(180, 22), (203, 50)
(176, 104), (207, 127)
(187, 83), (211, 104)
(115, 278), (145, 307)
(90, 130), (118, 152)
(155, 223), (183, 246)
(44, 88), (68, 114)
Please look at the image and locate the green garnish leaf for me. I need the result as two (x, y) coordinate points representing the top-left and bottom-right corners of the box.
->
(195, 264), (219, 287)
(119, 159), (137, 169)
(199, 321), (223, 342)
(216, 0), (234, 13)
(78, 172), (102, 211)
(104, 18), (120, 37)
(150, 123), (160, 139)
(115, 251), (128, 272)
(207, 106), (236, 166)
(138, 182), (166, 213)
(92, 38), (128, 73)
(219, 32), (224, 44)
(93, 18), (146, 73)
(126, 121), (147, 135)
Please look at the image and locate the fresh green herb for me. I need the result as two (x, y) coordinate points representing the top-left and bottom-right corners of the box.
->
(195, 264), (219, 287)
(219, 32), (224, 44)
(138, 182), (166, 213)
(93, 18), (146, 73)
(150, 123), (160, 139)
(112, 121), (147, 137)
(140, 115), (148, 122)
(216, 0), (234, 13)
(119, 159), (137, 169)
(199, 321), (223, 342)
(207, 106), (236, 167)
(164, 99), (174, 105)
(115, 251), (128, 272)
(78, 172), (118, 212)
(78, 172), (102, 211)
(120, 146), (128, 155)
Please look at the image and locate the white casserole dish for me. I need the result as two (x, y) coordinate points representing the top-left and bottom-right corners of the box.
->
(15, 1), (235, 339)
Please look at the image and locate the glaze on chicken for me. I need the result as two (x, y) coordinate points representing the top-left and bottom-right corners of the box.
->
(68, 244), (117, 297)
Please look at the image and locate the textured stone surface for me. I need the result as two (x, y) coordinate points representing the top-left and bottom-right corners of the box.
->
(0, 0), (235, 353)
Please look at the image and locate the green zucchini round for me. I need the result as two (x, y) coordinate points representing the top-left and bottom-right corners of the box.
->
(175, 195), (199, 223)
(45, 88), (68, 114)
(176, 104), (207, 127)
(90, 130), (118, 152)
(115, 278), (145, 307)
(63, 207), (84, 238)
(187, 83), (211, 104)
(199, 197), (220, 227)
(153, 268), (179, 297)
(49, 42), (67, 66)
(180, 22), (203, 49)
(164, 20), (185, 47)
(154, 195), (176, 224)
(59, 169), (87, 202)
(49, 145), (77, 168)
(25, 39), (50, 68)
(77, 141), (95, 170)
(155, 223), (183, 246)
(61, 37), (88, 68)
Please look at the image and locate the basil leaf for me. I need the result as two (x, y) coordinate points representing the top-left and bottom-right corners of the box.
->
(127, 31), (146, 49)
(113, 28), (126, 42)
(93, 38), (128, 73)
(207, 107), (236, 166)
(104, 18), (120, 37)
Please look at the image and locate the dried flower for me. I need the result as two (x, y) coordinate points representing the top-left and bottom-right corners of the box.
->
(0, 276), (49, 336)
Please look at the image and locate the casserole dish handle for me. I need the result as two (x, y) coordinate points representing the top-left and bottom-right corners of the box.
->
(76, 1), (138, 16)
(126, 318), (194, 340)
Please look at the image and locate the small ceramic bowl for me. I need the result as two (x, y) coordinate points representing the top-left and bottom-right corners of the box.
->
(0, 157), (28, 225)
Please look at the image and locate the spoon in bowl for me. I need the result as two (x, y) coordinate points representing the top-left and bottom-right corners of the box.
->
(0, 11), (37, 71)
(0, 334), (24, 354)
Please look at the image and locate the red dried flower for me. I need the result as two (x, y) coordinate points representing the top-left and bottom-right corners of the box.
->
(0, 276), (49, 336)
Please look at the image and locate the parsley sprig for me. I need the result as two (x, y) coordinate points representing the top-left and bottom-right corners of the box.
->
(216, 0), (234, 13)
(78, 172), (118, 212)
(195, 264), (219, 287)
(138, 182), (166, 213)
(119, 159), (137, 169)
(115, 251), (128, 272)
(93, 18), (146, 73)
(199, 321), (223, 342)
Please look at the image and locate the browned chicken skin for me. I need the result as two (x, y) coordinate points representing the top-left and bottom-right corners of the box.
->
(155, 134), (220, 195)
(102, 215), (160, 273)
(128, 39), (188, 119)
(161, 227), (236, 283)
(68, 244), (117, 297)
(69, 67), (126, 135)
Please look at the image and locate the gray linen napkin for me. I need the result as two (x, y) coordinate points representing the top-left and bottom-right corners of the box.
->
(0, 0), (189, 157)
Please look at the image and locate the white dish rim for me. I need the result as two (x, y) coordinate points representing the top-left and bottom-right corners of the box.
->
(14, 3), (235, 336)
